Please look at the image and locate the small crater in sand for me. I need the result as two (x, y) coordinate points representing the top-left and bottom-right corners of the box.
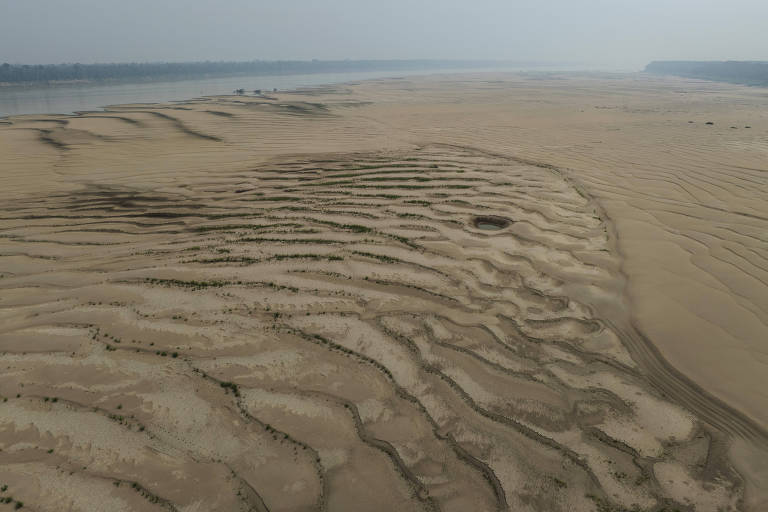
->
(473, 215), (510, 231)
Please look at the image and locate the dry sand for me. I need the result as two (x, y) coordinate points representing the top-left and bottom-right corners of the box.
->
(0, 72), (766, 511)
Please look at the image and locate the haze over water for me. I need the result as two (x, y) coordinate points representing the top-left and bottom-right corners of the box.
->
(0, 65), (562, 118)
(0, 69), (455, 118)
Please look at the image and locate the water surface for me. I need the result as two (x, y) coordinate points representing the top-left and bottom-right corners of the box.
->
(0, 68), (506, 118)
(476, 222), (505, 231)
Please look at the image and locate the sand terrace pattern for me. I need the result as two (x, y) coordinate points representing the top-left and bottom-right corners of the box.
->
(0, 133), (752, 511)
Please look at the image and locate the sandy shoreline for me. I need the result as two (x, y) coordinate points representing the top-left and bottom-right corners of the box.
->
(0, 72), (766, 511)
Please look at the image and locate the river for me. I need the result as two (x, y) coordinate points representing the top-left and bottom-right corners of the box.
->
(0, 68), (511, 118)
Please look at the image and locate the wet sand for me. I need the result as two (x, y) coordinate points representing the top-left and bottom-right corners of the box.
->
(0, 73), (766, 511)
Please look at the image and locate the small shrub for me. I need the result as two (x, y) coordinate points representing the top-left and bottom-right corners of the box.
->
(220, 381), (241, 397)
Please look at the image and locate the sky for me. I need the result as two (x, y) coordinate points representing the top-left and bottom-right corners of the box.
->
(2, 0), (767, 70)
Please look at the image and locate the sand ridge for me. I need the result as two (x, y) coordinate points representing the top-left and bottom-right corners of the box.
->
(0, 73), (766, 511)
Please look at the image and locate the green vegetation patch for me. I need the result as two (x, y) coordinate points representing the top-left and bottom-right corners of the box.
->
(311, 220), (373, 233)
(144, 278), (230, 289)
(194, 223), (301, 232)
(192, 256), (260, 264)
(346, 184), (473, 190)
(237, 237), (344, 244)
(267, 254), (343, 261)
(351, 251), (402, 264)
(251, 196), (304, 202)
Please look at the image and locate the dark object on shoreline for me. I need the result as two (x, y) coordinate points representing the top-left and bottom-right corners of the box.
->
(254, 89), (262, 94)
(745, 126), (751, 129)
(688, 120), (694, 123)
(273, 88), (278, 92)
(705, 121), (714, 125)
(234, 88), (245, 95)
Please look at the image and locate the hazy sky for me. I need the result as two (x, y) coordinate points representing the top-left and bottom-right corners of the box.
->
(2, 0), (767, 70)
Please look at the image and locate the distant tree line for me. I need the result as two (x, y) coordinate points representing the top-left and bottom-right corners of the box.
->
(645, 61), (768, 87)
(0, 60), (504, 85)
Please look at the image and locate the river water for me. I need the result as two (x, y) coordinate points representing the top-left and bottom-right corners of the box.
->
(0, 68), (507, 118)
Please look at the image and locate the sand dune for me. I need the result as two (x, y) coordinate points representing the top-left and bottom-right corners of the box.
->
(0, 73), (766, 511)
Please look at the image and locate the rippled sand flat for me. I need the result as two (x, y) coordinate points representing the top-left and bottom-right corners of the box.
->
(0, 73), (766, 511)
